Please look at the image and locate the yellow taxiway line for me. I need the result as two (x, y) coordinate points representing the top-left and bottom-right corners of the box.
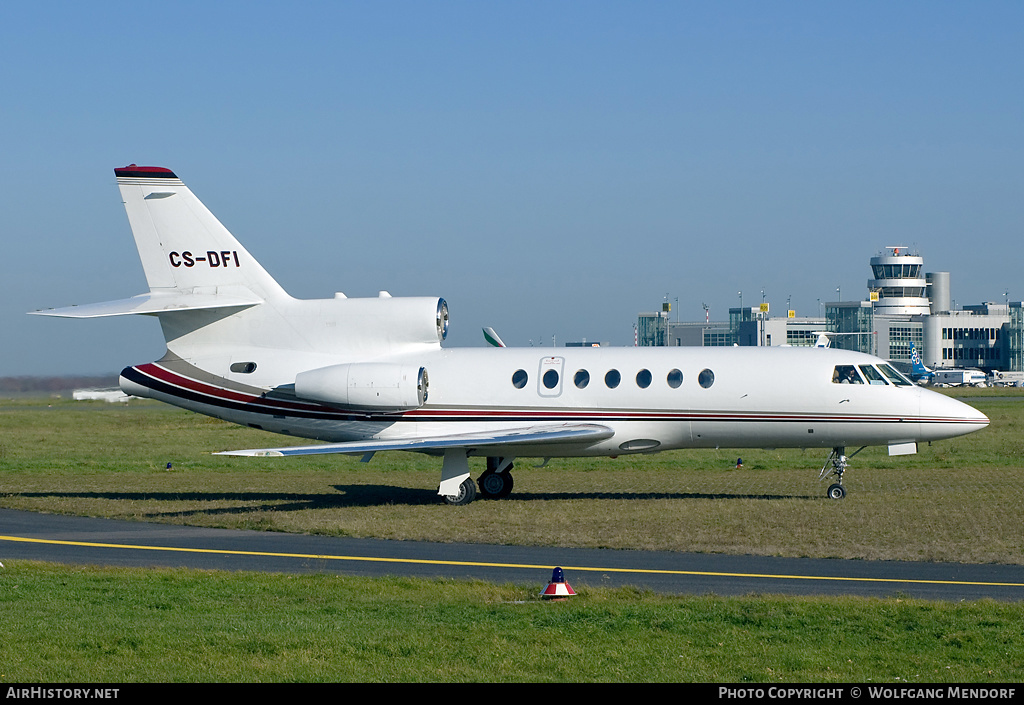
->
(3, 534), (1023, 589)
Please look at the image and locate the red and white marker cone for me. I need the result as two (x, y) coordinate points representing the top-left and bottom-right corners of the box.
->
(540, 567), (576, 599)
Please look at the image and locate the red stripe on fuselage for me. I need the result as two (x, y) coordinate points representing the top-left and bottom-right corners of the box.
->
(136, 363), (338, 415)
(128, 363), (984, 427)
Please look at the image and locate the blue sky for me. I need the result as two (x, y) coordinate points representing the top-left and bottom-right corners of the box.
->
(3, 1), (1022, 375)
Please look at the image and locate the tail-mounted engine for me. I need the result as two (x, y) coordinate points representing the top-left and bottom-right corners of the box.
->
(316, 296), (449, 350)
(295, 362), (428, 412)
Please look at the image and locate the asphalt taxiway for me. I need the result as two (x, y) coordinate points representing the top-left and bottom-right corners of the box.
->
(1, 508), (1022, 601)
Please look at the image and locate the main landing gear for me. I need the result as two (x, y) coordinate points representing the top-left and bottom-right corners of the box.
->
(439, 453), (515, 505)
(819, 446), (864, 500)
(443, 477), (477, 506)
(477, 456), (515, 500)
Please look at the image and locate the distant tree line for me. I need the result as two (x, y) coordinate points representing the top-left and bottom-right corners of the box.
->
(0, 376), (120, 394)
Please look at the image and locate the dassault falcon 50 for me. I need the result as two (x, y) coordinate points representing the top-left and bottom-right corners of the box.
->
(33, 165), (989, 504)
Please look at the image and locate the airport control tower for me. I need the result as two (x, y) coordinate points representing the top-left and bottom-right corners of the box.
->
(868, 247), (931, 316)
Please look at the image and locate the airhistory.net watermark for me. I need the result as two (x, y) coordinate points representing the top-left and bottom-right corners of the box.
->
(6, 689), (119, 700)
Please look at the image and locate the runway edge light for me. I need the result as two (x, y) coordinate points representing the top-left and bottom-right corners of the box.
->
(540, 567), (576, 599)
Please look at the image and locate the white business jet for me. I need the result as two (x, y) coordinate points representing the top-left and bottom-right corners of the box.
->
(33, 166), (989, 504)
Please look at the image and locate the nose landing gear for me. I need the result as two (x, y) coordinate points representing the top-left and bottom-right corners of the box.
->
(819, 446), (864, 500)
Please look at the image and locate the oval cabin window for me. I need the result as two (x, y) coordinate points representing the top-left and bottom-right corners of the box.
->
(543, 369), (560, 389)
(512, 369), (528, 389)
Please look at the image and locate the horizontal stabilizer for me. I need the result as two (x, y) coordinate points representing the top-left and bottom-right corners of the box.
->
(30, 290), (263, 318)
(216, 423), (614, 457)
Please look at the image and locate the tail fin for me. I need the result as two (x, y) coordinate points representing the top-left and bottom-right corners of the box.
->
(32, 165), (288, 319)
(115, 165), (287, 301)
(483, 326), (506, 347)
(910, 343), (931, 376)
(913, 344), (929, 370)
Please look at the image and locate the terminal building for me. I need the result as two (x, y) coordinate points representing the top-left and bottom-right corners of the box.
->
(638, 304), (827, 350)
(637, 247), (1024, 375)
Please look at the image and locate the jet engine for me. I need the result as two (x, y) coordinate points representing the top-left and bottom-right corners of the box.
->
(294, 362), (428, 412)
(312, 296), (449, 351)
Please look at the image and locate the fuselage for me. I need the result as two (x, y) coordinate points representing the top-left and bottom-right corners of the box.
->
(120, 344), (989, 458)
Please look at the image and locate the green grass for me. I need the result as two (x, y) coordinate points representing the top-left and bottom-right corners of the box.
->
(1, 561), (1021, 683)
(1, 393), (1021, 563)
(1, 393), (1023, 683)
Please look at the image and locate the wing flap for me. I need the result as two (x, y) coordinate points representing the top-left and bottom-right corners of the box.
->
(217, 423), (614, 457)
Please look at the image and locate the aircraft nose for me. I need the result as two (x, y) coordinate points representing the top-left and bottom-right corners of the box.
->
(965, 401), (990, 425)
(920, 389), (989, 440)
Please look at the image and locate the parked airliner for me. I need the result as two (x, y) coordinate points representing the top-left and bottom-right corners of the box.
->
(910, 342), (936, 384)
(32, 166), (989, 504)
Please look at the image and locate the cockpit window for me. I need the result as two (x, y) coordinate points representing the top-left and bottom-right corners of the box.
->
(859, 365), (888, 385)
(832, 365), (864, 384)
(877, 363), (913, 387)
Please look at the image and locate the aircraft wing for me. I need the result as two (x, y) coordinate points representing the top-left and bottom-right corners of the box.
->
(216, 423), (614, 457)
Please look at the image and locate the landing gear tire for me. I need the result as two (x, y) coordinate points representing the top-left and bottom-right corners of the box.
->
(442, 477), (477, 506)
(827, 483), (846, 500)
(478, 469), (514, 500)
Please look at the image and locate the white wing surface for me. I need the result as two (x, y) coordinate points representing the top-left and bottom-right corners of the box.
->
(217, 423), (614, 457)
